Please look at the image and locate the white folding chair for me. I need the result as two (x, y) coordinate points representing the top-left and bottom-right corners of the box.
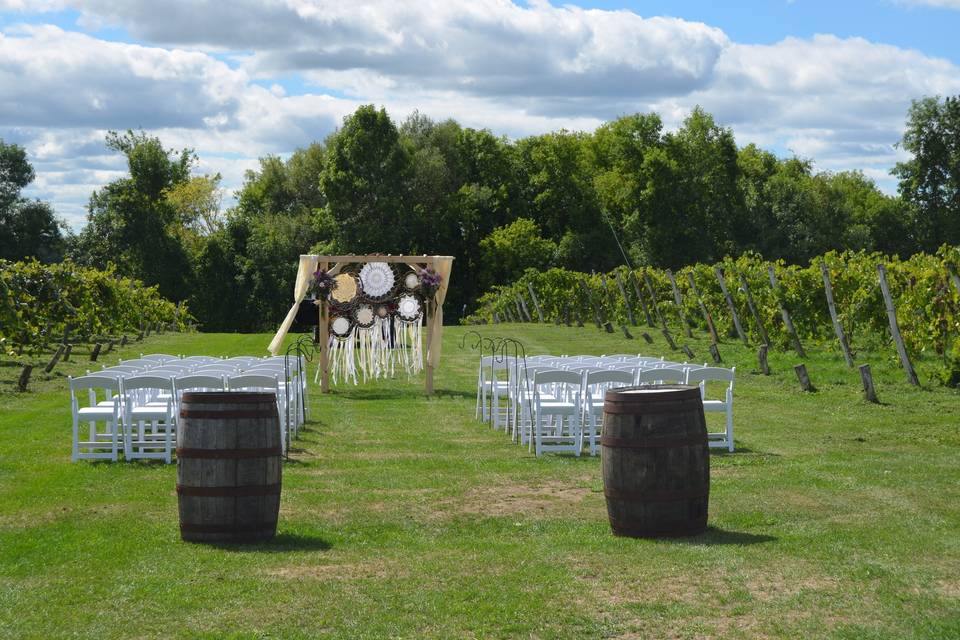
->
(686, 366), (736, 452)
(181, 356), (222, 365)
(532, 370), (583, 457)
(582, 369), (635, 456)
(69, 375), (122, 462)
(121, 375), (176, 463)
(227, 374), (287, 454)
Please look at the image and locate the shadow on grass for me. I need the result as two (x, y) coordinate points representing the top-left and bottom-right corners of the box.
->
(331, 387), (473, 401)
(203, 532), (333, 553)
(672, 526), (777, 546)
(710, 446), (780, 457)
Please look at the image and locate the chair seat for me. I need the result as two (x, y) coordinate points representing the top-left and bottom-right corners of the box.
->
(129, 406), (170, 420)
(78, 406), (116, 419)
(702, 400), (728, 411)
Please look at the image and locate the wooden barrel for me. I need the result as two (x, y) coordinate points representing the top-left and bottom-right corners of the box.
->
(177, 392), (282, 543)
(601, 385), (709, 538)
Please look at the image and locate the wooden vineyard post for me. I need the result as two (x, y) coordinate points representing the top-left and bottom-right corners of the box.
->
(63, 344), (72, 362)
(662, 329), (678, 351)
(527, 283), (545, 323)
(709, 343), (722, 364)
(17, 364), (33, 392)
(686, 272), (720, 344)
(794, 364), (814, 392)
(643, 272), (669, 331)
(820, 261), (855, 368)
(318, 261), (330, 393)
(681, 344), (695, 360)
(519, 293), (533, 323)
(90, 343), (102, 362)
(715, 267), (749, 345)
(120, 335), (128, 347)
(580, 280), (602, 328)
(45, 344), (65, 374)
(666, 270), (693, 338)
(949, 265), (960, 297)
(877, 264), (919, 386)
(768, 265), (806, 358)
(615, 271), (637, 326)
(600, 276), (617, 333)
(641, 332), (653, 344)
(513, 296), (525, 323)
(738, 273), (770, 346)
(758, 344), (770, 375)
(621, 325), (634, 340)
(859, 364), (879, 403)
(629, 271), (655, 328)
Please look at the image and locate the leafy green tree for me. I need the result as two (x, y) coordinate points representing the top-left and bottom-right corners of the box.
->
(0, 139), (66, 263)
(320, 105), (413, 253)
(70, 130), (193, 301)
(478, 218), (557, 290)
(893, 95), (960, 251)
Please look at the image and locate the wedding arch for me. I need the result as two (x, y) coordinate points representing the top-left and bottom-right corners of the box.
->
(268, 254), (454, 394)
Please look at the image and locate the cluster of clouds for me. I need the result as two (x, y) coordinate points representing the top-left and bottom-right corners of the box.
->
(1, 0), (960, 228)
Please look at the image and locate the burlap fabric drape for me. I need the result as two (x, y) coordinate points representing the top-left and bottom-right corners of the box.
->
(267, 255), (318, 355)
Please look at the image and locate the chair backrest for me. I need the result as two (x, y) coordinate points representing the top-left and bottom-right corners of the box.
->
(118, 359), (157, 369)
(686, 366), (735, 394)
(121, 375), (175, 393)
(636, 368), (686, 385)
(182, 356), (222, 364)
(227, 374), (279, 392)
(533, 369), (583, 387)
(174, 374), (225, 394)
(70, 375), (120, 394)
(193, 364), (242, 373)
(97, 366), (140, 375)
(585, 369), (635, 387)
(140, 354), (179, 363)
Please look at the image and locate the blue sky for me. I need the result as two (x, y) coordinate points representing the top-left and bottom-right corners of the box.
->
(1, 0), (959, 228)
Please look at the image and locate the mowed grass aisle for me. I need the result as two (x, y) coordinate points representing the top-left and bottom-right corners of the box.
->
(1, 325), (958, 639)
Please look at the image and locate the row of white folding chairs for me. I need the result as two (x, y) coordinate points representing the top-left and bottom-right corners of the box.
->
(71, 361), (307, 463)
(476, 356), (736, 454)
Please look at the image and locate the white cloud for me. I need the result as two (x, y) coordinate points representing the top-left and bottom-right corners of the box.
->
(894, 0), (960, 9)
(2, 1), (960, 224)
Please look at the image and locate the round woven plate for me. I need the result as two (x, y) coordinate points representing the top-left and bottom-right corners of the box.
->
(353, 305), (375, 329)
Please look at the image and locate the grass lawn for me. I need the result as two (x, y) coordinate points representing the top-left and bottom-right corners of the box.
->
(1, 323), (958, 639)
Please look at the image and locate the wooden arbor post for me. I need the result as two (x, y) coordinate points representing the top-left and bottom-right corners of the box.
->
(311, 255), (453, 395)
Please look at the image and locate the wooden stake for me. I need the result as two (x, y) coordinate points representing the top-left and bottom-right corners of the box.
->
(604, 322), (615, 334)
(120, 335), (128, 347)
(758, 344), (770, 375)
(629, 271), (655, 328)
(17, 364), (33, 392)
(564, 304), (572, 327)
(89, 343), (102, 362)
(45, 344), (65, 374)
(768, 265), (806, 358)
(580, 280), (603, 328)
(820, 261), (855, 368)
(709, 343), (722, 364)
(666, 269), (693, 338)
(105, 338), (115, 354)
(620, 324), (634, 339)
(794, 364), (814, 392)
(63, 344), (72, 362)
(615, 271), (637, 326)
(641, 332), (653, 344)
(662, 329), (678, 351)
(687, 272), (720, 344)
(877, 263), (919, 386)
(527, 283), (545, 323)
(859, 364), (879, 403)
(681, 344), (695, 360)
(739, 273), (770, 346)
(514, 296), (526, 323)
(643, 272), (669, 331)
(715, 267), (749, 345)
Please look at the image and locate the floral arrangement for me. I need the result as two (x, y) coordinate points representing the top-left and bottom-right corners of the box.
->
(419, 267), (442, 299)
(308, 268), (336, 300)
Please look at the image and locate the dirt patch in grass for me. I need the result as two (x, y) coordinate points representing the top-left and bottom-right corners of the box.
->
(454, 480), (603, 518)
(264, 559), (410, 582)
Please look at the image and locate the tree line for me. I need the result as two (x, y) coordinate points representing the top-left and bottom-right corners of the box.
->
(1, 96), (958, 331)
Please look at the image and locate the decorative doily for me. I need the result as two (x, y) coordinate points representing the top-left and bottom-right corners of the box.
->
(330, 273), (359, 305)
(354, 305), (375, 329)
(360, 262), (395, 299)
(397, 294), (422, 322)
(403, 271), (420, 290)
(330, 315), (354, 338)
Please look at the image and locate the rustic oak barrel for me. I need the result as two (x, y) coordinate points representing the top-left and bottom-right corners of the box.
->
(601, 385), (709, 538)
(177, 392), (282, 543)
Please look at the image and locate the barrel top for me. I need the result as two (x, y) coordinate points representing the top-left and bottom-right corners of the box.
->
(604, 384), (700, 403)
(181, 391), (277, 404)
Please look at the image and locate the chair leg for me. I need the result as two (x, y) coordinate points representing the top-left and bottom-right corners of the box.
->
(726, 408), (734, 452)
(72, 414), (79, 462)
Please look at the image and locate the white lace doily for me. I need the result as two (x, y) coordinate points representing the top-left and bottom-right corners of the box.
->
(398, 294), (422, 321)
(360, 262), (395, 298)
